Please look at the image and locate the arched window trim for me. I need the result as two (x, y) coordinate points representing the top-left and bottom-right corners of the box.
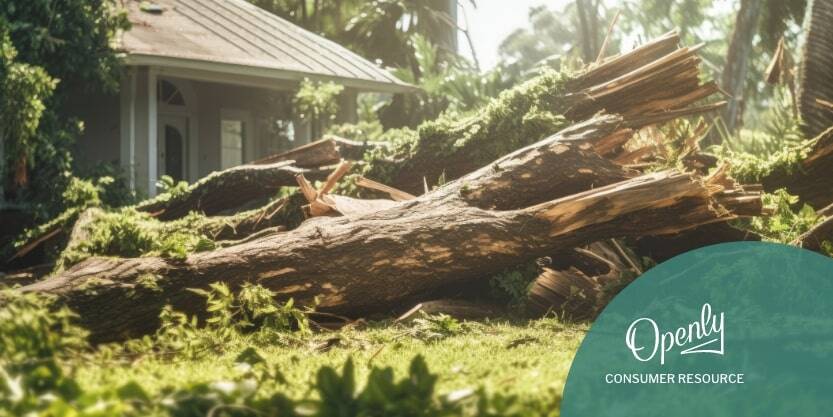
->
(158, 79), (186, 106)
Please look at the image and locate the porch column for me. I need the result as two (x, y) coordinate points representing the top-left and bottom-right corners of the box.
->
(119, 68), (137, 191)
(147, 68), (158, 197)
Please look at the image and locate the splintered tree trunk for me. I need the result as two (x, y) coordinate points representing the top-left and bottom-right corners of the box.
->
(21, 116), (760, 342)
(374, 32), (724, 194)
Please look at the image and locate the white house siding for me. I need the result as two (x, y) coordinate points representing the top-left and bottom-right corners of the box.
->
(191, 80), (297, 178)
(71, 90), (123, 170)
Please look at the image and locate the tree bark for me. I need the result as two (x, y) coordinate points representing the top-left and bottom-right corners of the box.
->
(20, 116), (761, 343)
(575, 0), (599, 63)
(797, 0), (833, 138)
(716, 0), (762, 138)
(634, 222), (761, 264)
(135, 162), (329, 221)
(796, 215), (833, 254)
(762, 126), (833, 209)
(253, 136), (388, 168)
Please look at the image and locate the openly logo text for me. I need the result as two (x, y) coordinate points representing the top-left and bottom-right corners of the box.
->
(625, 303), (724, 365)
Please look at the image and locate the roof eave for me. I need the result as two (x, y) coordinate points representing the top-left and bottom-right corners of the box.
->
(124, 53), (418, 94)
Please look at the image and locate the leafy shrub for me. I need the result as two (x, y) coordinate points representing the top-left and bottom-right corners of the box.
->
(720, 87), (804, 157)
(117, 282), (314, 361)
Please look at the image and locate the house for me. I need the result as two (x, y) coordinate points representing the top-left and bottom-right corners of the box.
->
(73, 0), (413, 197)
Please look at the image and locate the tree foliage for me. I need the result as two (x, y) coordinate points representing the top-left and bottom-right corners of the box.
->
(0, 0), (129, 219)
(293, 79), (345, 139)
(0, 26), (56, 192)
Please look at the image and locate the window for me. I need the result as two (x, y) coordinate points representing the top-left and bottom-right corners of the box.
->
(158, 80), (185, 106)
(221, 119), (244, 169)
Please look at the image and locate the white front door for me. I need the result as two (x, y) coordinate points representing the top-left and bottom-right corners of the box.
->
(157, 115), (188, 182)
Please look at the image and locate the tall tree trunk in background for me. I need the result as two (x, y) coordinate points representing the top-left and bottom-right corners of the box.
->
(717, 0), (762, 140)
(313, 0), (320, 31)
(797, 0), (833, 139)
(299, 0), (308, 24)
(576, 0), (600, 63)
(0, 133), (4, 205)
(435, 0), (459, 54)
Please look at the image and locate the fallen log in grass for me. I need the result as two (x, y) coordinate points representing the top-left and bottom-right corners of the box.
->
(20, 116), (761, 342)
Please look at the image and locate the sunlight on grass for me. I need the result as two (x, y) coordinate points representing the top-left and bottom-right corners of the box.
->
(77, 318), (587, 404)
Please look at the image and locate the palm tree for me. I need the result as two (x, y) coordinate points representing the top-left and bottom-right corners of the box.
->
(797, 0), (833, 138)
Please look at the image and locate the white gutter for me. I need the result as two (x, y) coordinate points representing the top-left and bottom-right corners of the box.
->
(124, 53), (419, 94)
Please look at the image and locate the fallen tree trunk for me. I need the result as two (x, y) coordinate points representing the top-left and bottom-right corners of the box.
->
(135, 162), (329, 221)
(21, 116), (761, 342)
(254, 136), (388, 167)
(0, 263), (53, 287)
(762, 126), (833, 209)
(52, 193), (312, 272)
(795, 216), (833, 254)
(634, 222), (761, 263)
(362, 31), (724, 194)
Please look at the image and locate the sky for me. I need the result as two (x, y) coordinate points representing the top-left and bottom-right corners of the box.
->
(459, 0), (572, 69)
(459, 0), (738, 70)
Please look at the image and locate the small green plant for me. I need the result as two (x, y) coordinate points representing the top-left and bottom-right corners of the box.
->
(408, 311), (470, 342)
(154, 175), (189, 199)
(489, 262), (541, 310)
(189, 282), (311, 337)
(736, 189), (823, 243)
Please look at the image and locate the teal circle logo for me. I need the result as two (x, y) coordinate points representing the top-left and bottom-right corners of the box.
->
(561, 242), (833, 416)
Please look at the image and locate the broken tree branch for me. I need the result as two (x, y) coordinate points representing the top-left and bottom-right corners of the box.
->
(254, 136), (388, 167)
(136, 161), (329, 221)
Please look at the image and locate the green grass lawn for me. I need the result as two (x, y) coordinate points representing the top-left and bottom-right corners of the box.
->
(75, 317), (587, 414)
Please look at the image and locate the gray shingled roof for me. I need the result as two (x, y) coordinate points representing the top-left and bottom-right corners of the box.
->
(119, 0), (414, 92)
